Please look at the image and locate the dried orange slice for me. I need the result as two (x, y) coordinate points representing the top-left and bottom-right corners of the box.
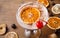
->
(5, 32), (18, 38)
(47, 17), (60, 30)
(21, 7), (40, 25)
(37, 0), (49, 7)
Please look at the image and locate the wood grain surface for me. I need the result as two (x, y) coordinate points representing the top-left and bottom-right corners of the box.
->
(0, 0), (60, 38)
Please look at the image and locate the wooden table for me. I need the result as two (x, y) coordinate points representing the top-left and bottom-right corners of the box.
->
(0, 0), (60, 38)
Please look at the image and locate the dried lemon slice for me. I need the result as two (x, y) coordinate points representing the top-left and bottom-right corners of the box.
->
(52, 4), (60, 14)
(0, 24), (6, 35)
(5, 32), (18, 38)
(37, 0), (49, 7)
(21, 7), (40, 25)
(47, 17), (60, 30)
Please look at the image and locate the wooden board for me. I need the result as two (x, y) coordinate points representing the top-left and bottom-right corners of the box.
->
(0, 0), (60, 38)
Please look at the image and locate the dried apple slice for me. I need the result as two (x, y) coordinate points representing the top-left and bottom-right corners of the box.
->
(0, 24), (6, 35)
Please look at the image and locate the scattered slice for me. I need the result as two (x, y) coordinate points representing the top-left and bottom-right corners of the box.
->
(37, 0), (49, 7)
(21, 6), (40, 25)
(52, 4), (60, 14)
(48, 33), (57, 38)
(5, 32), (18, 38)
(47, 17), (60, 30)
(0, 24), (6, 35)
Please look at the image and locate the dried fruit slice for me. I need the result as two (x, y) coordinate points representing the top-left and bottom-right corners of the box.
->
(21, 6), (40, 25)
(37, 0), (49, 7)
(52, 4), (60, 14)
(47, 17), (60, 30)
(5, 32), (18, 38)
(0, 24), (6, 35)
(48, 33), (58, 38)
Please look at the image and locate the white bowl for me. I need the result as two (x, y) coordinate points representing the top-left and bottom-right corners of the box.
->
(16, 2), (49, 30)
